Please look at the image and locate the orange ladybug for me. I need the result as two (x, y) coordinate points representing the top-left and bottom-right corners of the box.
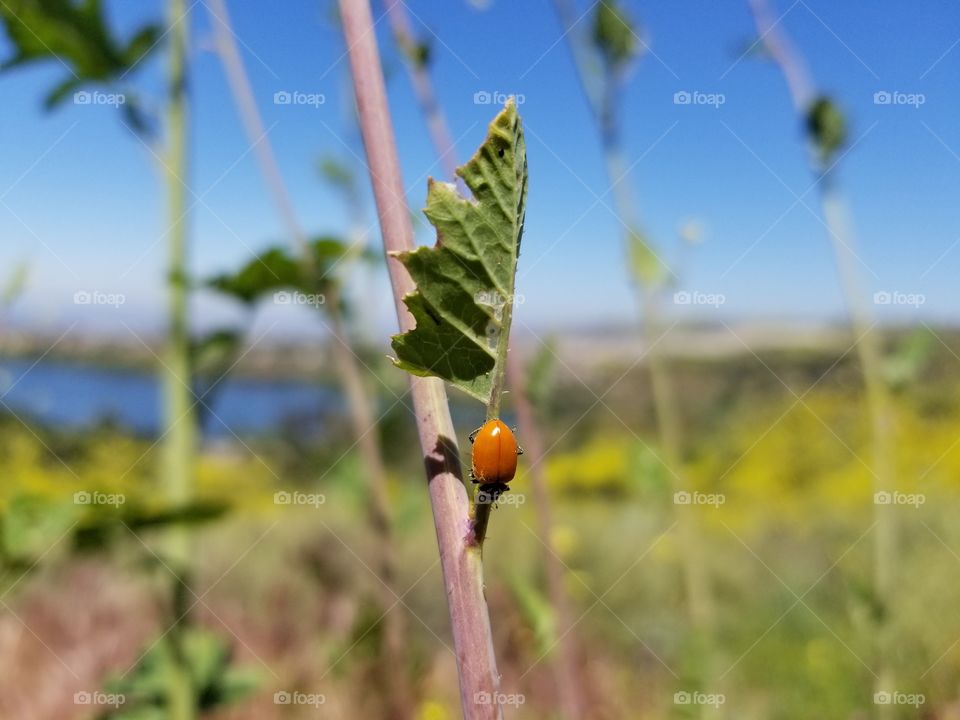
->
(469, 419), (523, 493)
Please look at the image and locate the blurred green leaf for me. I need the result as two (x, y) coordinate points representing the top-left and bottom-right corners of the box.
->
(206, 247), (301, 305)
(2, 493), (76, 565)
(391, 100), (527, 404)
(101, 628), (258, 718)
(806, 95), (846, 166)
(629, 440), (668, 499)
(525, 338), (558, 411)
(121, 500), (229, 529)
(73, 500), (230, 551)
(1, 261), (29, 307)
(883, 328), (935, 391)
(0, 0), (161, 110)
(738, 37), (772, 60)
(317, 155), (356, 196)
(207, 237), (365, 307)
(508, 573), (557, 655)
(310, 235), (367, 273)
(627, 228), (666, 288)
(191, 329), (242, 379)
(395, 30), (431, 69)
(592, 0), (640, 69)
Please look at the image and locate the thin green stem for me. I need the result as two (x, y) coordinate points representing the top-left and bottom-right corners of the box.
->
(644, 291), (716, 654)
(746, 2), (897, 711)
(471, 492), (493, 548)
(162, 0), (193, 556)
(161, 0), (195, 717)
(551, 0), (719, 702)
(384, 0), (459, 183)
(206, 2), (411, 713)
(486, 296), (516, 423)
(822, 186), (896, 713)
(507, 352), (588, 720)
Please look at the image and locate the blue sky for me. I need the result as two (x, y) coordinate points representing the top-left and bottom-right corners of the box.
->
(1, 0), (959, 342)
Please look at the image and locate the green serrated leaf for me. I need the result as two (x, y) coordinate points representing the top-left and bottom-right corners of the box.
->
(391, 99), (528, 407)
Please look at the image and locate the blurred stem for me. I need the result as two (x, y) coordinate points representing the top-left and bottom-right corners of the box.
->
(205, 0), (306, 257)
(507, 352), (588, 720)
(327, 286), (411, 719)
(206, 1), (410, 715)
(823, 186), (896, 710)
(162, 0), (196, 717)
(746, 1), (896, 712)
(551, 0), (718, 704)
(384, 0), (459, 183)
(644, 289), (716, 640)
(339, 1), (502, 716)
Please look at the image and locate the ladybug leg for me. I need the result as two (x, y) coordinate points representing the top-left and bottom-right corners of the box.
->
(478, 482), (508, 508)
(468, 427), (481, 443)
(511, 427), (524, 454)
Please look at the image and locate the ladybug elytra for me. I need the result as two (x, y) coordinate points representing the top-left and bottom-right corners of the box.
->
(469, 419), (523, 502)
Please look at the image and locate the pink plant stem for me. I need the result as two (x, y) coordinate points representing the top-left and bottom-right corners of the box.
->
(383, 0), (459, 183)
(338, 1), (502, 717)
(746, 0), (813, 112)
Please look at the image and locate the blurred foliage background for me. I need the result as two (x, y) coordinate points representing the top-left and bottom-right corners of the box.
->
(1, 0), (958, 719)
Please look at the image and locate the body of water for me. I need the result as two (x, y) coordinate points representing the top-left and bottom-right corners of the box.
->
(0, 358), (341, 438)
